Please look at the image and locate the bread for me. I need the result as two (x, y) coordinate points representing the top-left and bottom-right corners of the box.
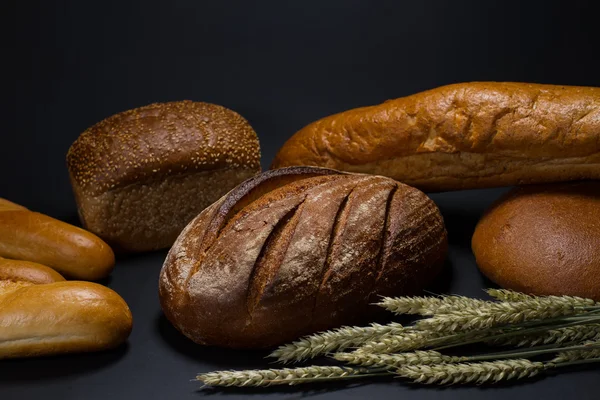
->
(67, 101), (261, 253)
(0, 199), (115, 280)
(0, 257), (65, 287)
(159, 166), (447, 348)
(0, 277), (132, 359)
(272, 82), (600, 191)
(472, 181), (600, 301)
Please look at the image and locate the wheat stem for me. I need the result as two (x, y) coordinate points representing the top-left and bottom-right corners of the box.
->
(267, 322), (405, 363)
(551, 338), (600, 363)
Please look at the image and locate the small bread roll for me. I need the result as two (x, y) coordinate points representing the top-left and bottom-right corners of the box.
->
(472, 181), (600, 300)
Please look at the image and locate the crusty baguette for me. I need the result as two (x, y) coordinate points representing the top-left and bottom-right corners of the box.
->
(0, 199), (115, 280)
(0, 281), (132, 359)
(159, 167), (447, 348)
(472, 181), (600, 301)
(272, 82), (600, 191)
(67, 101), (261, 253)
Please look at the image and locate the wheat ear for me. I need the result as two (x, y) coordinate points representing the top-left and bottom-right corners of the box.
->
(268, 322), (405, 363)
(197, 366), (381, 387)
(377, 295), (487, 316)
(489, 324), (600, 347)
(486, 289), (597, 307)
(333, 350), (464, 368)
(396, 359), (546, 385)
(417, 297), (589, 333)
(355, 329), (440, 354)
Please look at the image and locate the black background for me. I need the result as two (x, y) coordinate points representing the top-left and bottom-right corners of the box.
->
(4, 1), (600, 399)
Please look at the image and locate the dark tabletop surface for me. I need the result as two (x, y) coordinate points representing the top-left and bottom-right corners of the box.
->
(4, 1), (600, 399)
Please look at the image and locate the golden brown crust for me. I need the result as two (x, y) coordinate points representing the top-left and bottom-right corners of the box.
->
(272, 82), (600, 191)
(0, 200), (115, 280)
(66, 101), (262, 252)
(472, 181), (600, 301)
(0, 257), (65, 286)
(0, 281), (132, 359)
(159, 167), (447, 348)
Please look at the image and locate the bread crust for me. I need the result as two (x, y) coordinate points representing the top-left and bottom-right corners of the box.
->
(159, 167), (447, 348)
(272, 82), (600, 191)
(0, 257), (65, 285)
(472, 181), (600, 300)
(0, 199), (115, 280)
(0, 281), (132, 359)
(67, 101), (261, 252)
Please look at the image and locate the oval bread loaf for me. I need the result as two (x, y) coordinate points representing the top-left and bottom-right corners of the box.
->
(159, 167), (447, 348)
(272, 82), (600, 191)
(0, 263), (132, 359)
(67, 101), (261, 253)
(0, 199), (115, 280)
(472, 181), (600, 301)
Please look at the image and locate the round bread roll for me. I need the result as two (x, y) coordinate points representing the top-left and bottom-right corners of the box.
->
(67, 101), (261, 253)
(472, 181), (600, 300)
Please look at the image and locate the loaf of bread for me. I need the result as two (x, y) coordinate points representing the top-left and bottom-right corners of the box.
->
(159, 167), (447, 348)
(272, 82), (600, 191)
(0, 198), (114, 280)
(472, 181), (600, 301)
(0, 262), (132, 359)
(67, 101), (261, 253)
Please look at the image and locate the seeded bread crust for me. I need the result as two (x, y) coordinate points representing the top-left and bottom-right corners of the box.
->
(272, 82), (600, 191)
(159, 167), (448, 348)
(67, 101), (261, 252)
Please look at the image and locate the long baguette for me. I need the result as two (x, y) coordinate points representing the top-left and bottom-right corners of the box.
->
(272, 82), (600, 191)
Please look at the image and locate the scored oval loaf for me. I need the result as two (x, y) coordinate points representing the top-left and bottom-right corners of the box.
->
(272, 82), (600, 191)
(67, 101), (261, 253)
(159, 167), (448, 348)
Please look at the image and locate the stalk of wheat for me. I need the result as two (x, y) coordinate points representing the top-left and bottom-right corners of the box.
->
(198, 291), (600, 389)
(268, 322), (405, 363)
(488, 324), (600, 347)
(377, 295), (487, 316)
(416, 297), (590, 333)
(197, 366), (379, 387)
(396, 359), (547, 385)
(333, 350), (464, 367)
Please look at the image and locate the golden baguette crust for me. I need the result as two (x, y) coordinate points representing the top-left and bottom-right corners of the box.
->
(0, 257), (65, 286)
(67, 101), (261, 252)
(159, 167), (447, 348)
(0, 281), (132, 359)
(0, 199), (115, 280)
(272, 82), (600, 191)
(472, 181), (600, 301)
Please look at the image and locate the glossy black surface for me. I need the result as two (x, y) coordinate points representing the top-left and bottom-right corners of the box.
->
(4, 1), (599, 399)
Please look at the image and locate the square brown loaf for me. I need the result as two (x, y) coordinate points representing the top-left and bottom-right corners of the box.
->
(67, 101), (261, 253)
